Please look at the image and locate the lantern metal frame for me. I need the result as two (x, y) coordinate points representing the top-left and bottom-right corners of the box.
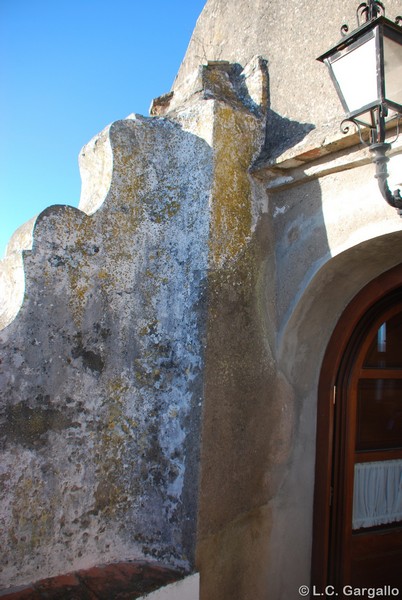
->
(317, 0), (402, 213)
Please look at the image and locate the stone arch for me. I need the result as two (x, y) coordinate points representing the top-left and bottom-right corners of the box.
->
(279, 230), (402, 389)
(265, 230), (402, 597)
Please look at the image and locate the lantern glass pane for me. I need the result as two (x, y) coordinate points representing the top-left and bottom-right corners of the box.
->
(384, 35), (402, 112)
(330, 35), (378, 114)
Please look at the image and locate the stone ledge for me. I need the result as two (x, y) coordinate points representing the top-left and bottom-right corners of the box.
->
(253, 122), (402, 191)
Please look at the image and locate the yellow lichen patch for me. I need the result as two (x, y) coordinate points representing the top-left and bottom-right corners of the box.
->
(9, 473), (58, 561)
(209, 103), (262, 268)
(148, 198), (182, 223)
(67, 272), (90, 327)
(94, 428), (126, 517)
(91, 376), (139, 518)
(52, 213), (98, 328)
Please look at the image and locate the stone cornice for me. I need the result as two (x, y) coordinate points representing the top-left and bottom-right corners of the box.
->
(252, 123), (402, 191)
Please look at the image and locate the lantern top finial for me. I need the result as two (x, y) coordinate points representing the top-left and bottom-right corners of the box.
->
(357, 0), (385, 23)
(341, 0), (402, 36)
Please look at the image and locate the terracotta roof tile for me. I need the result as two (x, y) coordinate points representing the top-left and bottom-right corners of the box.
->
(0, 561), (183, 600)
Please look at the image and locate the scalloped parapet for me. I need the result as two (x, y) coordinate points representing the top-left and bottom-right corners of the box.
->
(78, 121), (113, 215)
(0, 58), (268, 590)
(0, 120), (115, 331)
(0, 217), (36, 329)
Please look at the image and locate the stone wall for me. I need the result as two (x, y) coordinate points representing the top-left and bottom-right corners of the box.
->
(0, 58), (267, 592)
(0, 114), (212, 586)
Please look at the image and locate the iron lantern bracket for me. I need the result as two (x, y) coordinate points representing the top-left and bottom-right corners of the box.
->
(369, 142), (402, 214)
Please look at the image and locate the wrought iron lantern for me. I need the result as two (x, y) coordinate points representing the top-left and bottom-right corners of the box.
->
(317, 0), (402, 213)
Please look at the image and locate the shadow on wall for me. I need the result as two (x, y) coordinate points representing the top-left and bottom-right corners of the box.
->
(193, 59), (330, 600)
(196, 176), (332, 600)
(251, 62), (315, 164)
(262, 109), (316, 161)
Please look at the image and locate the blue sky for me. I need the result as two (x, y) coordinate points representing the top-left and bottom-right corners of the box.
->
(0, 0), (205, 258)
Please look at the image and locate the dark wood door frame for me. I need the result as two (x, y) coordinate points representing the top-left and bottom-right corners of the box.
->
(311, 263), (402, 589)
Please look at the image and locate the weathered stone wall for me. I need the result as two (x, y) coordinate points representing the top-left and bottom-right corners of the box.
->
(0, 115), (212, 587)
(0, 58), (268, 592)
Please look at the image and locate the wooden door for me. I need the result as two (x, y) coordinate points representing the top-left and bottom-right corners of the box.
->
(330, 297), (402, 591)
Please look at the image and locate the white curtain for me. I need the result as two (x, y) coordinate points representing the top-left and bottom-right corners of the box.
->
(352, 459), (402, 529)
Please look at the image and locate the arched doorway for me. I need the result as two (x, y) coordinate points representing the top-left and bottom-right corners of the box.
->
(312, 264), (402, 594)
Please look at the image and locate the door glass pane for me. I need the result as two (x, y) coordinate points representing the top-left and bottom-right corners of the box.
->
(357, 379), (402, 451)
(353, 459), (402, 529)
(364, 311), (402, 368)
